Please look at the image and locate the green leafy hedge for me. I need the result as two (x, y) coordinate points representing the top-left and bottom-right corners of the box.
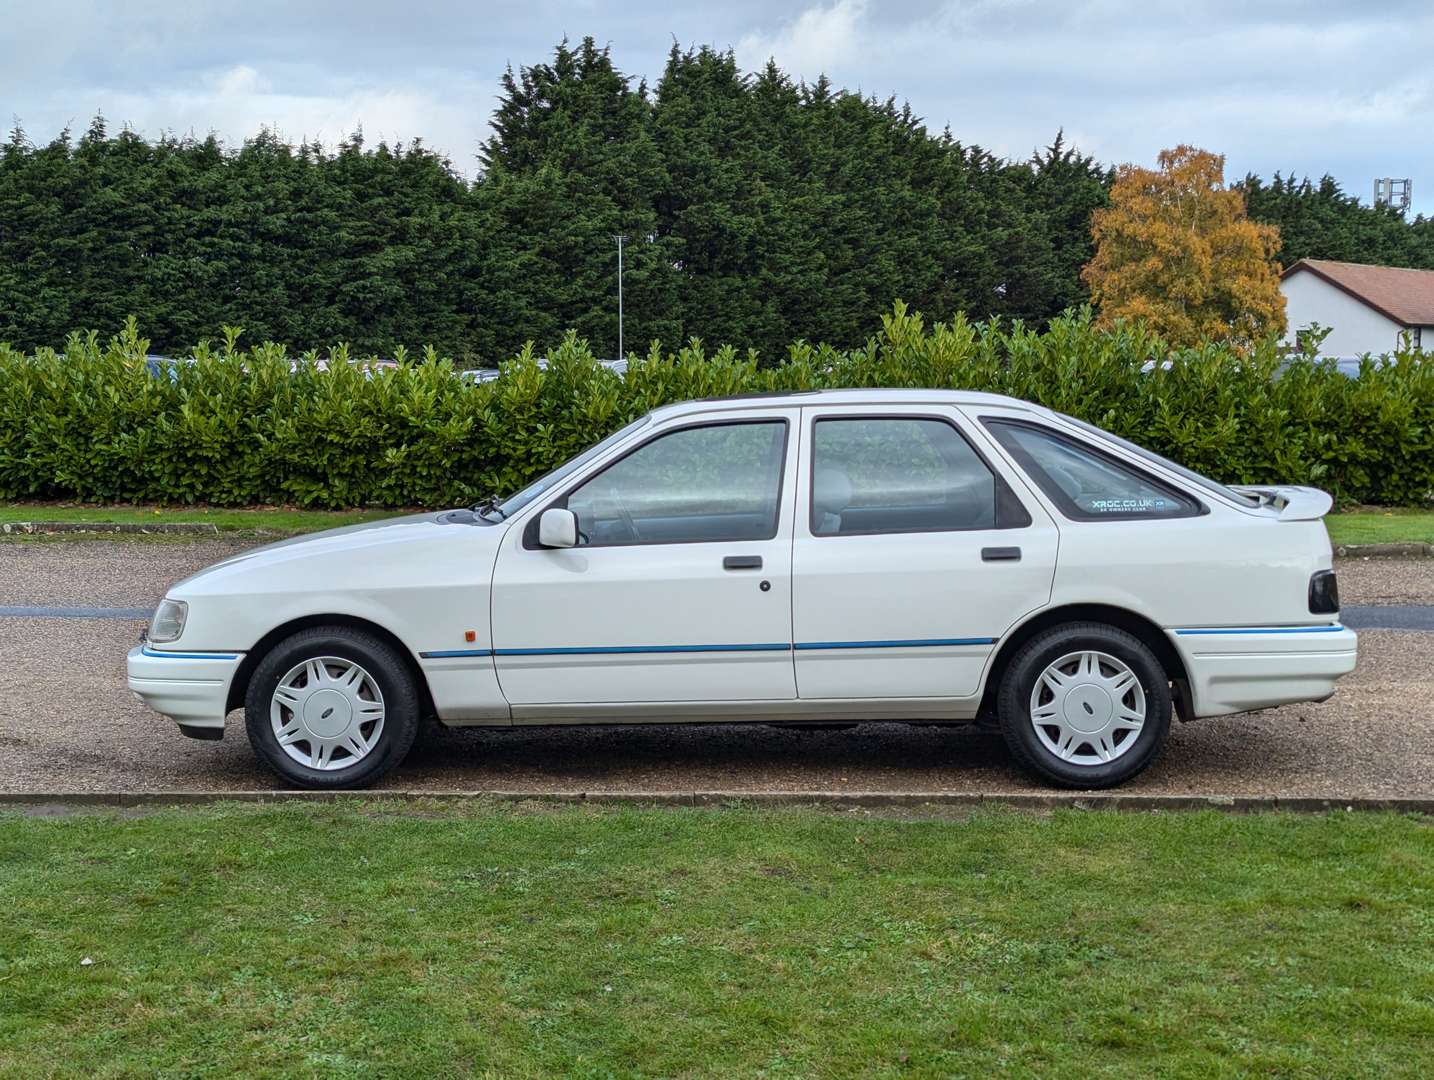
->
(1, 308), (1431, 509)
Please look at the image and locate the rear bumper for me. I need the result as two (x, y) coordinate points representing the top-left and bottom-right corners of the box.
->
(126, 645), (245, 735)
(1169, 624), (1357, 717)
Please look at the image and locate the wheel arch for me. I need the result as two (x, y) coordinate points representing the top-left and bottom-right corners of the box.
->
(978, 604), (1193, 721)
(225, 613), (437, 720)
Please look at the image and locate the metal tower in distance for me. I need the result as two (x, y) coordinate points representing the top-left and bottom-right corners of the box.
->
(1374, 178), (1412, 213)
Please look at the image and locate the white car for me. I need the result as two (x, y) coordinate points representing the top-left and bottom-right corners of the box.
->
(127, 389), (1356, 790)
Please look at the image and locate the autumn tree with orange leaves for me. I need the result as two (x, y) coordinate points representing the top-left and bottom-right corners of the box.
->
(1083, 146), (1286, 347)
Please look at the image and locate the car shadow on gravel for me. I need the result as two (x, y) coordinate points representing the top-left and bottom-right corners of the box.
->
(379, 680), (1432, 797)
(391, 721), (1023, 791)
(386, 719), (1326, 794)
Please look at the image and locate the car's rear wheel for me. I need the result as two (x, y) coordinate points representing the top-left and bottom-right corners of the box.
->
(997, 622), (1171, 789)
(244, 626), (420, 789)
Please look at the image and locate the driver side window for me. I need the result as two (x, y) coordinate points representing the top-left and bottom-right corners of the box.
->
(565, 421), (787, 546)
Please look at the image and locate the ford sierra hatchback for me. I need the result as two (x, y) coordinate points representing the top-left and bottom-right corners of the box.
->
(128, 390), (1356, 789)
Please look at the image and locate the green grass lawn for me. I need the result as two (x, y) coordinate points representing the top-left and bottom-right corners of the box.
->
(1325, 508), (1434, 547)
(2, 803), (1431, 1077)
(0, 502), (397, 534)
(2, 502), (1432, 547)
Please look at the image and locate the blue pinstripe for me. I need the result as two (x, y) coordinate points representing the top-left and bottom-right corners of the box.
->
(141, 645), (240, 660)
(1174, 625), (1344, 636)
(421, 637), (998, 659)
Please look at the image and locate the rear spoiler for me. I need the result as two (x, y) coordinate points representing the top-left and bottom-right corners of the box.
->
(1228, 485), (1333, 521)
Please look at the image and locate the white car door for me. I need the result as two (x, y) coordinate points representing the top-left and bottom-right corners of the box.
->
(791, 404), (1058, 700)
(490, 410), (800, 709)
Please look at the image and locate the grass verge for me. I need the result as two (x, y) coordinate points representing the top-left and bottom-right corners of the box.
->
(2, 503), (1432, 549)
(2, 802), (1431, 1076)
(0, 502), (398, 534)
(1326, 508), (1434, 547)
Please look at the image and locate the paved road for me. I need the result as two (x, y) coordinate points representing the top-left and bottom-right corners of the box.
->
(0, 605), (151, 619)
(2, 537), (1431, 797)
(1343, 605), (1434, 631)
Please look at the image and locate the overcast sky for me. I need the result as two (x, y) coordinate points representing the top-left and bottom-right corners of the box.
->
(5, 0), (1432, 214)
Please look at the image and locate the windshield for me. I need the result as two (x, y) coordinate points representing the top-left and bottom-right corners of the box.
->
(1059, 414), (1260, 506)
(494, 416), (651, 516)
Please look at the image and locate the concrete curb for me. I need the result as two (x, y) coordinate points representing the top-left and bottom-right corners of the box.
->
(0, 520), (222, 536)
(1, 790), (1431, 814)
(1334, 542), (1432, 558)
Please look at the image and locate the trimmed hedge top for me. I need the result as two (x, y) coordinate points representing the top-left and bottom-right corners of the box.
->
(1, 306), (1430, 509)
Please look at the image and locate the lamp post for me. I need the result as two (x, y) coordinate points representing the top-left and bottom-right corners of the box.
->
(612, 234), (626, 361)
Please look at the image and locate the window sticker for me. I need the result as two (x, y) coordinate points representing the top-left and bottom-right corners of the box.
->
(1083, 496), (1178, 513)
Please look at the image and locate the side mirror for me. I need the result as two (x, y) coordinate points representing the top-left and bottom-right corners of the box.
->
(538, 507), (579, 548)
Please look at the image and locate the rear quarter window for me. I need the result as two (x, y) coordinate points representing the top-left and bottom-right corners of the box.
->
(983, 419), (1202, 521)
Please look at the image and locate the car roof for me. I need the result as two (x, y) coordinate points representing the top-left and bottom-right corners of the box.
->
(648, 387), (1051, 421)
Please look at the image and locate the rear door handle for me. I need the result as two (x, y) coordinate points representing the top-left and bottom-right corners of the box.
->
(723, 555), (763, 570)
(981, 546), (1021, 562)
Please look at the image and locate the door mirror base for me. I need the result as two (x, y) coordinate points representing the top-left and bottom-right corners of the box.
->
(538, 507), (579, 548)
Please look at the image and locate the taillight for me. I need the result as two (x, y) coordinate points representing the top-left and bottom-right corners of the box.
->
(1309, 570), (1340, 614)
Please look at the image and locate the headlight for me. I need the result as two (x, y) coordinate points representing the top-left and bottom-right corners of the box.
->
(148, 599), (188, 643)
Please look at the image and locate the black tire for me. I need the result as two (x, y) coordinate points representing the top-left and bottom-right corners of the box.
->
(244, 626), (421, 789)
(997, 621), (1171, 789)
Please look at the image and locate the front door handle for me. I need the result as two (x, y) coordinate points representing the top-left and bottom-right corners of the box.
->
(981, 546), (1021, 562)
(723, 555), (763, 571)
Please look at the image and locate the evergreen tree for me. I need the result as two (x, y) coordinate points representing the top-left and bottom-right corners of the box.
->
(650, 48), (791, 353)
(1022, 133), (1111, 315)
(478, 37), (678, 359)
(1239, 172), (1434, 270)
(0, 124), (76, 345)
(7, 38), (1428, 360)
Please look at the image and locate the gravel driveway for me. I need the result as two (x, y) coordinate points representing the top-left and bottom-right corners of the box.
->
(2, 537), (1430, 797)
(1335, 555), (1434, 606)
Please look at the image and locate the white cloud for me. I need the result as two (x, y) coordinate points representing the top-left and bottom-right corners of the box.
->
(736, 0), (868, 77)
(726, 0), (1434, 208)
(208, 65), (269, 98)
(2, 0), (1432, 211)
(32, 63), (488, 170)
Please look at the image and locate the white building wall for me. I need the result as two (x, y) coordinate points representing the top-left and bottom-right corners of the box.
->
(1280, 270), (1407, 356)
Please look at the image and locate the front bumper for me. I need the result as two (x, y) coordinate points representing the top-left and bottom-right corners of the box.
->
(126, 645), (246, 737)
(1169, 624), (1358, 717)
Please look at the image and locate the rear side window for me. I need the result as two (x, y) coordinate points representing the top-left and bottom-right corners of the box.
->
(984, 420), (1200, 521)
(810, 416), (1029, 536)
(563, 420), (788, 546)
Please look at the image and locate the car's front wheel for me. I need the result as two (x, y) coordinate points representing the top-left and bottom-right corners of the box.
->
(997, 622), (1171, 789)
(244, 626), (420, 789)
